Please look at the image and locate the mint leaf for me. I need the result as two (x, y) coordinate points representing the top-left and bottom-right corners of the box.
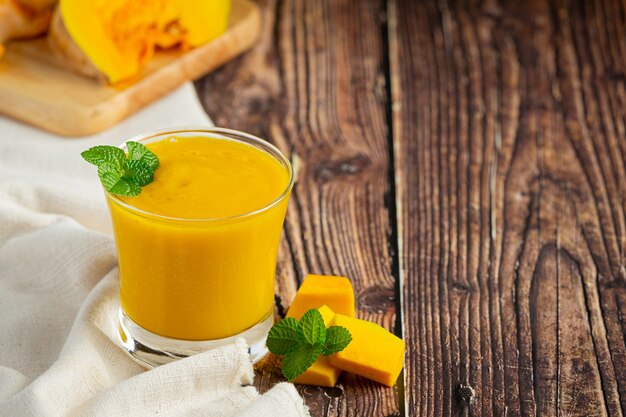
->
(322, 326), (352, 355)
(82, 146), (125, 170)
(123, 160), (154, 186)
(300, 309), (326, 346)
(109, 178), (141, 197)
(127, 141), (159, 171)
(97, 162), (123, 190)
(267, 317), (303, 355)
(82, 142), (159, 197)
(282, 343), (323, 381)
(96, 164), (140, 197)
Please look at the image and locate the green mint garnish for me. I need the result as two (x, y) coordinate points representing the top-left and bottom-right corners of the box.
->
(322, 326), (352, 355)
(81, 141), (159, 197)
(266, 318), (303, 355)
(282, 344), (323, 381)
(266, 308), (352, 381)
(127, 141), (159, 170)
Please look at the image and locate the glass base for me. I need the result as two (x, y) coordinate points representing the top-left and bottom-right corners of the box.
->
(117, 308), (272, 368)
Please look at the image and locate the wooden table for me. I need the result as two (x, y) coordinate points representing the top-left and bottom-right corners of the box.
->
(198, 0), (626, 415)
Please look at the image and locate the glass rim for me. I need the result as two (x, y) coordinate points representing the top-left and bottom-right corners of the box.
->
(105, 126), (294, 224)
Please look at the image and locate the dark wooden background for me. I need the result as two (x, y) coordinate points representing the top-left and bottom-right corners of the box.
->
(197, 0), (626, 415)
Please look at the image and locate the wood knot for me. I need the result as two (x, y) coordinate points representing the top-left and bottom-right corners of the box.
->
(451, 281), (473, 294)
(315, 154), (371, 182)
(298, 384), (322, 399)
(323, 386), (343, 398)
(455, 383), (475, 407)
(243, 96), (273, 113)
(358, 285), (395, 313)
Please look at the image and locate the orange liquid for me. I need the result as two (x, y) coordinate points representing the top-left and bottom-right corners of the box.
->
(107, 136), (290, 340)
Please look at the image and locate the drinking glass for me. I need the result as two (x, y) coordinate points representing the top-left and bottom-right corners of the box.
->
(106, 127), (293, 367)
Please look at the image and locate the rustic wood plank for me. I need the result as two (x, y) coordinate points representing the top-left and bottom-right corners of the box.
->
(389, 0), (626, 415)
(196, 0), (402, 415)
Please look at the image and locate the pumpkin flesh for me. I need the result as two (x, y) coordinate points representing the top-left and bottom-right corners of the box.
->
(59, 0), (230, 83)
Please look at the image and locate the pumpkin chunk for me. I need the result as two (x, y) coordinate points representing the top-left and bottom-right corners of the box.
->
(51, 0), (230, 83)
(286, 274), (355, 320)
(292, 305), (342, 387)
(328, 314), (404, 387)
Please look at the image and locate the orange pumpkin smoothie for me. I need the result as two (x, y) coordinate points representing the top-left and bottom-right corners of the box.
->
(106, 130), (292, 341)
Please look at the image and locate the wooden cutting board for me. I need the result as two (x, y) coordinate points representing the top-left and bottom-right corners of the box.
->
(0, 0), (259, 137)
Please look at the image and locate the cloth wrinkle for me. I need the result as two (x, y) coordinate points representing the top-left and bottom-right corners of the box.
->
(0, 83), (310, 417)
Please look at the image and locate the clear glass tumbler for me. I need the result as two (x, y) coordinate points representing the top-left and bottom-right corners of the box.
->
(106, 127), (293, 367)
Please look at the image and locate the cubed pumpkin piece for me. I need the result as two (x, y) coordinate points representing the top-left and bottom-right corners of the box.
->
(292, 355), (341, 387)
(328, 314), (404, 387)
(292, 305), (342, 387)
(287, 274), (355, 320)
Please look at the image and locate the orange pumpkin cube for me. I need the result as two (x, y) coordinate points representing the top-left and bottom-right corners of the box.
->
(328, 314), (404, 387)
(286, 274), (355, 320)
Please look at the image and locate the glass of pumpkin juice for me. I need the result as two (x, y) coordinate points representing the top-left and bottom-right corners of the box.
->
(107, 128), (293, 367)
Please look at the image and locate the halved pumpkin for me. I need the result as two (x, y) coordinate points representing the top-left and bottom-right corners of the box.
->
(50, 0), (230, 83)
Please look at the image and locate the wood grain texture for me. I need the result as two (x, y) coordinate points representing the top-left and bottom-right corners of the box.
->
(389, 0), (626, 416)
(197, 0), (402, 416)
(198, 0), (626, 415)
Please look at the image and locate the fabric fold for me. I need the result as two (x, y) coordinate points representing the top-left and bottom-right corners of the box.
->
(0, 83), (310, 417)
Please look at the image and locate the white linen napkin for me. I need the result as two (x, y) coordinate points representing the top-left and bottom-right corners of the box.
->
(0, 83), (310, 417)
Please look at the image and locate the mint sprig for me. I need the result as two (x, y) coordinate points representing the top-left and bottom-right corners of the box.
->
(82, 141), (159, 197)
(266, 309), (352, 381)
